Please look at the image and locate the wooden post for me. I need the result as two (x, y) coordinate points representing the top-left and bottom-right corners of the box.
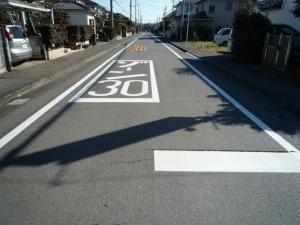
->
(261, 32), (269, 66)
(275, 33), (283, 68)
(283, 35), (293, 71)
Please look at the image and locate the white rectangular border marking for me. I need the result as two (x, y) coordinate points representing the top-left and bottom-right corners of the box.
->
(154, 150), (300, 173)
(70, 60), (160, 103)
(0, 35), (142, 149)
(160, 40), (299, 154)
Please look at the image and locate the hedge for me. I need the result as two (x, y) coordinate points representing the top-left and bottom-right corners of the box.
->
(36, 24), (67, 49)
(67, 25), (94, 42)
(232, 10), (272, 63)
(36, 24), (94, 49)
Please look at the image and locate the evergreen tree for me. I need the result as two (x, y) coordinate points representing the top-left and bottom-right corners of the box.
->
(293, 0), (300, 18)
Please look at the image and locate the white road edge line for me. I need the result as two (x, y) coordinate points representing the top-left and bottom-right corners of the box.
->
(161, 40), (299, 154)
(0, 35), (142, 150)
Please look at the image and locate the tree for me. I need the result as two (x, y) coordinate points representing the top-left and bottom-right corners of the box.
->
(237, 0), (256, 14)
(293, 0), (300, 18)
(232, 7), (272, 63)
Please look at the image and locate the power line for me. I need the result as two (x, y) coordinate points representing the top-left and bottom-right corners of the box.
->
(113, 0), (130, 16)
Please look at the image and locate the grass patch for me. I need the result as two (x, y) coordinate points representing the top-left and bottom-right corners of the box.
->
(190, 41), (230, 54)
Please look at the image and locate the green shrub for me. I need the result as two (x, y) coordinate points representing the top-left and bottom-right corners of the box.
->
(80, 26), (94, 41)
(66, 26), (81, 42)
(232, 9), (272, 63)
(67, 25), (94, 42)
(36, 24), (67, 49)
(106, 26), (116, 40)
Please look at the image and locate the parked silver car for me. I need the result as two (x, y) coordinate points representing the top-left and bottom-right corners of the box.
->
(2, 25), (32, 63)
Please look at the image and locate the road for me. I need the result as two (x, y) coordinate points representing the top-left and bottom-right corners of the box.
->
(0, 33), (300, 225)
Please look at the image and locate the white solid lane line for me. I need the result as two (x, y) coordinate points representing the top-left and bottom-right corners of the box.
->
(0, 35), (142, 150)
(154, 150), (300, 173)
(161, 40), (299, 154)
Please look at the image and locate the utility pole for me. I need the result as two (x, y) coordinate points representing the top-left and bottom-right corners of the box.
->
(180, 0), (185, 41)
(110, 0), (114, 28)
(135, 0), (137, 33)
(130, 0), (132, 23)
(185, 3), (190, 48)
(138, 3), (140, 32)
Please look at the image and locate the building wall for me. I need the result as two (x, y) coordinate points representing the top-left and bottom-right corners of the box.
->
(0, 31), (6, 73)
(265, 0), (300, 32)
(175, 0), (239, 32)
(68, 11), (89, 25)
(204, 0), (239, 31)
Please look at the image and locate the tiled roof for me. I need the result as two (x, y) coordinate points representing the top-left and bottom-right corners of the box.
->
(257, 0), (283, 10)
(53, 2), (89, 11)
(175, 0), (202, 7)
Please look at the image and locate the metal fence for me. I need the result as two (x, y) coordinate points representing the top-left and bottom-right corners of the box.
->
(262, 33), (293, 71)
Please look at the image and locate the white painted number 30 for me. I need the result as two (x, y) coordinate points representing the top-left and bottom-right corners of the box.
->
(88, 80), (149, 97)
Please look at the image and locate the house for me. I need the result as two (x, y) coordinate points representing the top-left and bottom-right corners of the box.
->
(53, 1), (96, 30)
(172, 0), (240, 32)
(258, 0), (300, 32)
(83, 0), (109, 27)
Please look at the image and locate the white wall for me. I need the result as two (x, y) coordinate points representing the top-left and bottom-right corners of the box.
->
(204, 0), (239, 30)
(0, 32), (6, 73)
(68, 11), (89, 25)
(175, 0), (239, 31)
(266, 0), (300, 32)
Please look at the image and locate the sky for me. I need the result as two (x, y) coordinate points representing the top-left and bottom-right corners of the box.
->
(95, 0), (179, 23)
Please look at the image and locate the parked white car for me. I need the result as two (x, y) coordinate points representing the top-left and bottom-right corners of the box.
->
(214, 28), (232, 46)
(2, 25), (32, 63)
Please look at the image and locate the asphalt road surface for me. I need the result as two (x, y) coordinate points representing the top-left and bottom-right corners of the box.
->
(1, 33), (300, 225)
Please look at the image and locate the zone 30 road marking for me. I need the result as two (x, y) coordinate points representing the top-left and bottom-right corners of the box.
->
(69, 60), (160, 103)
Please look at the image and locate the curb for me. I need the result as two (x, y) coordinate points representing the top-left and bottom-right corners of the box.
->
(0, 36), (137, 107)
(169, 41), (300, 117)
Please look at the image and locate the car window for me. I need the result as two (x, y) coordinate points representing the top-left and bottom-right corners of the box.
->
(217, 29), (224, 35)
(222, 29), (231, 35)
(8, 26), (27, 39)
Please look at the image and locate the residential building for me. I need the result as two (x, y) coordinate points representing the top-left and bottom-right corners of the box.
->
(258, 0), (300, 32)
(53, 1), (96, 28)
(173, 0), (240, 31)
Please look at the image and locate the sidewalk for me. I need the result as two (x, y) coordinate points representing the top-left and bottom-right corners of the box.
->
(170, 40), (300, 116)
(0, 35), (137, 106)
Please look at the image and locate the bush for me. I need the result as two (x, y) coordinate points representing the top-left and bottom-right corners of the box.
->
(67, 25), (94, 42)
(36, 24), (67, 49)
(106, 26), (116, 40)
(232, 10), (272, 63)
(80, 26), (94, 41)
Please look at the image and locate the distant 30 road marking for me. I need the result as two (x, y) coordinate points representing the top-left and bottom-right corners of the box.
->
(131, 45), (148, 52)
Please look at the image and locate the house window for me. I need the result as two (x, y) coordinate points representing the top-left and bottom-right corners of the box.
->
(225, 2), (232, 10)
(89, 19), (94, 26)
(209, 5), (215, 13)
